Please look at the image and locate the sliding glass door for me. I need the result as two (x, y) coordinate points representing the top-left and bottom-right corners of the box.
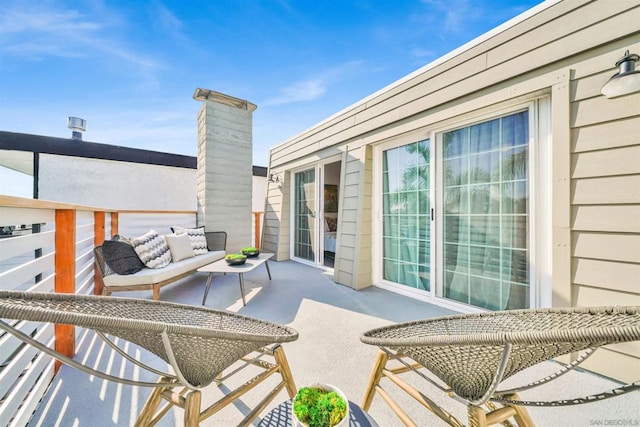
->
(293, 168), (317, 262)
(442, 111), (529, 310)
(382, 140), (431, 292)
(377, 108), (532, 311)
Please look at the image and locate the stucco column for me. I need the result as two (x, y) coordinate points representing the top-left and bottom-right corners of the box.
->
(194, 88), (257, 253)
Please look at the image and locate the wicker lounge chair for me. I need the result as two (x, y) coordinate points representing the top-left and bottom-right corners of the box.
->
(360, 306), (640, 427)
(0, 290), (299, 426)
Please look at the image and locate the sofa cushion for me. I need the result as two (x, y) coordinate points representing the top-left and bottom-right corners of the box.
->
(102, 240), (145, 275)
(103, 250), (225, 287)
(173, 226), (208, 255)
(131, 230), (172, 269)
(165, 233), (195, 262)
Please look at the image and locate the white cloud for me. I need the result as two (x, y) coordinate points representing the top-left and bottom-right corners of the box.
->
(0, 1), (160, 70)
(264, 60), (364, 106)
(0, 7), (101, 34)
(150, 1), (186, 42)
(265, 79), (327, 106)
(419, 0), (484, 34)
(410, 47), (435, 58)
(0, 4), (101, 59)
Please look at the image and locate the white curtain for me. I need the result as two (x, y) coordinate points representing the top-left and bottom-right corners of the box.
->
(443, 112), (529, 310)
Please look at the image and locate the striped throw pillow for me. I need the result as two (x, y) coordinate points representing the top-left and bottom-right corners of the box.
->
(173, 226), (208, 256)
(131, 230), (172, 269)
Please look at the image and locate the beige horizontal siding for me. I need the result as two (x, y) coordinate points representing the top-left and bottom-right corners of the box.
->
(339, 219), (358, 234)
(572, 205), (640, 232)
(572, 175), (640, 204)
(339, 234), (356, 248)
(332, 152), (365, 288)
(573, 232), (640, 263)
(335, 258), (354, 282)
(571, 145), (640, 178)
(486, 0), (636, 67)
(343, 170), (361, 187)
(353, 146), (374, 289)
(573, 283), (640, 308)
(572, 258), (640, 294)
(342, 184), (361, 198)
(571, 92), (640, 128)
(340, 211), (358, 224)
(570, 69), (612, 101)
(568, 19), (639, 384)
(572, 117), (640, 152)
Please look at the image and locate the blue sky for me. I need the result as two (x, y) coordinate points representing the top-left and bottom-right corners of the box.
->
(0, 0), (543, 168)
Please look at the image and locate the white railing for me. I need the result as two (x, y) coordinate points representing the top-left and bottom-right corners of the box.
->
(0, 196), (206, 427)
(0, 197), (102, 427)
(0, 196), (265, 426)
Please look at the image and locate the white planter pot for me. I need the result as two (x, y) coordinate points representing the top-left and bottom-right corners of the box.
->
(292, 383), (350, 427)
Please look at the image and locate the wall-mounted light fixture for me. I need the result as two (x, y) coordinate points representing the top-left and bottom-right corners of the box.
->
(601, 50), (640, 98)
(268, 172), (281, 185)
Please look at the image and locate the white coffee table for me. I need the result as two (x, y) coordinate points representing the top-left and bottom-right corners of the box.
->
(198, 253), (274, 306)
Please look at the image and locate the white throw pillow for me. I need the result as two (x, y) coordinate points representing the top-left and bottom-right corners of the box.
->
(173, 226), (208, 256)
(165, 233), (195, 262)
(131, 230), (172, 269)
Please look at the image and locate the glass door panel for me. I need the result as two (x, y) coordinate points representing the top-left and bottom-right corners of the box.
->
(442, 111), (529, 310)
(294, 169), (316, 262)
(382, 140), (431, 291)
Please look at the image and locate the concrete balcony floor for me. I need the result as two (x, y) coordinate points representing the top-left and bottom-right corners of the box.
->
(30, 260), (639, 426)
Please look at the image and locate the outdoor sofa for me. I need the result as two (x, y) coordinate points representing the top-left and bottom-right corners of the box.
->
(94, 229), (226, 300)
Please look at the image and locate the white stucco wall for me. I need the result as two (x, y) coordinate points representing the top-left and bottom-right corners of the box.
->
(38, 154), (197, 210)
(252, 175), (267, 212)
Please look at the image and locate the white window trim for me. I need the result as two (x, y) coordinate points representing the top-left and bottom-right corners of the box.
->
(372, 96), (552, 313)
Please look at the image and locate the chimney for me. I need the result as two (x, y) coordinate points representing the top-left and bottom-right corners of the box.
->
(68, 117), (87, 141)
(193, 88), (257, 252)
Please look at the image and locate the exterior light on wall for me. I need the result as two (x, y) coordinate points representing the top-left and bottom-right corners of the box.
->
(601, 50), (640, 98)
(268, 172), (282, 186)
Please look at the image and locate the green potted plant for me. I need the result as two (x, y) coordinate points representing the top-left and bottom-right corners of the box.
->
(224, 253), (247, 265)
(241, 246), (260, 257)
(292, 384), (349, 427)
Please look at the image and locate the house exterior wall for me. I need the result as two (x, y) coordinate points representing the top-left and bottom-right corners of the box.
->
(252, 175), (267, 212)
(38, 154), (196, 210)
(1, 132), (269, 244)
(265, 0), (640, 382)
(262, 170), (291, 260)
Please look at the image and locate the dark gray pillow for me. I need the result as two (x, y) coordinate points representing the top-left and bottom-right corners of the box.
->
(102, 240), (145, 275)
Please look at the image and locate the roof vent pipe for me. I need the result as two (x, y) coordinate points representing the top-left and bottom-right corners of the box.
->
(68, 117), (87, 141)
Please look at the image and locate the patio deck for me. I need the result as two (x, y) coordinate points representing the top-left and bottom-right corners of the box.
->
(29, 260), (639, 426)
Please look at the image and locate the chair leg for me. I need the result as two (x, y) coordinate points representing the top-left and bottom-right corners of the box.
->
(183, 390), (202, 427)
(361, 350), (389, 411)
(506, 394), (535, 427)
(152, 285), (160, 300)
(467, 404), (488, 427)
(470, 398), (534, 427)
(135, 379), (170, 426)
(273, 344), (297, 398)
